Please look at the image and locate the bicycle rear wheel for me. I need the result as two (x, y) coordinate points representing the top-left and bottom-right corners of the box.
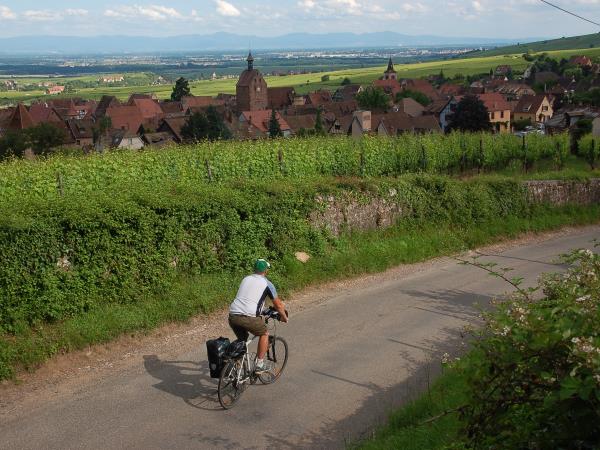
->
(258, 336), (288, 385)
(218, 359), (246, 409)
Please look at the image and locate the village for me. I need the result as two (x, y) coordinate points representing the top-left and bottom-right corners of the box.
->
(0, 51), (599, 153)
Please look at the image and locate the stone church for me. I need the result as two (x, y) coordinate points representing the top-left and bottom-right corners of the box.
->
(236, 52), (268, 112)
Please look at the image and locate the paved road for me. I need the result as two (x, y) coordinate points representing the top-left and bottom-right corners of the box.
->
(1, 227), (598, 450)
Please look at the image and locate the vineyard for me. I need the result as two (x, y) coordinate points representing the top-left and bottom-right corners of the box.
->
(0, 133), (571, 202)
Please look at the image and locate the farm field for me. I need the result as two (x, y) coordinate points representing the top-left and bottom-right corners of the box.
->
(2, 46), (599, 104)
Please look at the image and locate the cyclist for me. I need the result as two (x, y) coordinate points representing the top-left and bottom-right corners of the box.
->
(228, 258), (288, 373)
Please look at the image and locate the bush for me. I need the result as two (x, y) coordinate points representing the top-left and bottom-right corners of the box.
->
(459, 248), (600, 448)
(321, 74), (330, 82)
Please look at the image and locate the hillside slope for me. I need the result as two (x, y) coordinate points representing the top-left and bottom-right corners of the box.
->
(471, 32), (600, 57)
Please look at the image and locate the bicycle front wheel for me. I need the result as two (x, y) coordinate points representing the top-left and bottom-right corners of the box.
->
(218, 359), (246, 409)
(258, 336), (289, 385)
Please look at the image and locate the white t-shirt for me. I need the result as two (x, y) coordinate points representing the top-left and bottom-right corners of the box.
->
(229, 274), (278, 317)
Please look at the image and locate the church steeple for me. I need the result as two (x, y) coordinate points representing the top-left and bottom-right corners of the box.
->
(386, 57), (395, 73)
(247, 51), (254, 71)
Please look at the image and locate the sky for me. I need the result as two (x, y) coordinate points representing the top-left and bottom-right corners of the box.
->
(0, 0), (598, 39)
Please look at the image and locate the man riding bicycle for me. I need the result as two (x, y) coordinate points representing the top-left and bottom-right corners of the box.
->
(228, 259), (288, 373)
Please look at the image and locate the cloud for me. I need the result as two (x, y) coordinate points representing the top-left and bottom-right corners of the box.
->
(215, 0), (241, 16)
(0, 5), (16, 20)
(23, 10), (63, 21)
(65, 9), (89, 17)
(105, 5), (183, 21)
(296, 0), (383, 16)
(401, 2), (428, 13)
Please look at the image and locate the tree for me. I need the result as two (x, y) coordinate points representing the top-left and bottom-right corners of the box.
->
(341, 77), (352, 86)
(93, 116), (112, 153)
(181, 112), (209, 142)
(447, 94), (492, 133)
(205, 106), (232, 140)
(396, 89), (431, 106)
(171, 77), (191, 102)
(0, 130), (28, 160)
(321, 74), (330, 82)
(268, 109), (282, 138)
(26, 124), (65, 156)
(355, 86), (389, 111)
(314, 108), (325, 135)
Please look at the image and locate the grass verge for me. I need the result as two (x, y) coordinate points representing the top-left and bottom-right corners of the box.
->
(1, 203), (599, 381)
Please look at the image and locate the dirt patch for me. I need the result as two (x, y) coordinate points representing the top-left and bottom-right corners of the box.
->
(0, 224), (596, 418)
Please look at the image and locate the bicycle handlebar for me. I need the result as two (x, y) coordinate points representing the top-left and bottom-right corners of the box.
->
(263, 307), (288, 321)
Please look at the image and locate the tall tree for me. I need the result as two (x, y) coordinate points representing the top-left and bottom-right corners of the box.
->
(355, 86), (389, 111)
(268, 109), (282, 138)
(171, 77), (191, 102)
(0, 130), (28, 160)
(181, 112), (209, 142)
(205, 106), (232, 140)
(314, 108), (325, 135)
(447, 95), (492, 133)
(26, 124), (65, 156)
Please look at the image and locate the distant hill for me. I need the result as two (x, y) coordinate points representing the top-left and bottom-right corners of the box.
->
(471, 32), (600, 57)
(0, 32), (532, 54)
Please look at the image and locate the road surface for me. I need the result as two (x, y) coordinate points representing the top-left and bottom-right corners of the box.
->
(1, 226), (598, 449)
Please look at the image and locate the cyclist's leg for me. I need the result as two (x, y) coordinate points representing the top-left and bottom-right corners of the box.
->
(228, 315), (249, 341)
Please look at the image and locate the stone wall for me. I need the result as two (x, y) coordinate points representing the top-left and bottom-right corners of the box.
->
(310, 179), (600, 236)
(524, 179), (600, 206)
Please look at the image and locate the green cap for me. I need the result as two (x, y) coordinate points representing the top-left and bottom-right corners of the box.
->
(254, 258), (271, 273)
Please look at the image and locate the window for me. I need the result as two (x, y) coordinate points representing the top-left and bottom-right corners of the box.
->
(500, 111), (504, 119)
(542, 105), (548, 112)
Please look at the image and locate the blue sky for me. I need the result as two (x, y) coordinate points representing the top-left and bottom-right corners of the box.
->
(0, 0), (597, 39)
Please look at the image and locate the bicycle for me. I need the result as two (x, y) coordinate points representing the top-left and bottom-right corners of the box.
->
(217, 308), (289, 410)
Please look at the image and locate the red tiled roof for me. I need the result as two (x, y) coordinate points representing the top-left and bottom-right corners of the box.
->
(477, 93), (511, 112)
(240, 110), (291, 133)
(396, 98), (425, 117)
(105, 106), (144, 132)
(28, 103), (63, 125)
(438, 83), (464, 96)
(373, 79), (402, 96)
(158, 117), (188, 142)
(181, 96), (225, 111)
(401, 79), (440, 101)
(8, 103), (35, 130)
(159, 101), (183, 115)
(285, 114), (318, 133)
(514, 94), (548, 114)
(130, 98), (163, 121)
(267, 87), (295, 109)
(373, 111), (441, 135)
(237, 69), (264, 87)
(305, 90), (332, 107)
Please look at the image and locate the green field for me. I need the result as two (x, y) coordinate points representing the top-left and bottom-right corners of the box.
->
(471, 32), (600, 57)
(2, 45), (599, 105)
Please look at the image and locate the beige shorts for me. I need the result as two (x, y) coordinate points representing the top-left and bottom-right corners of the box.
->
(228, 314), (267, 340)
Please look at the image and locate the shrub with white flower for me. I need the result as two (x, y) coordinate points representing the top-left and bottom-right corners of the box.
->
(458, 247), (600, 448)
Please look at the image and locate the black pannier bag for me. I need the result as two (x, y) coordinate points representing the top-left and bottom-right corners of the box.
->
(206, 337), (230, 378)
(224, 339), (247, 359)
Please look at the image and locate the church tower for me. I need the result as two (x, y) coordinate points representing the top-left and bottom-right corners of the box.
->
(236, 51), (268, 112)
(383, 57), (397, 81)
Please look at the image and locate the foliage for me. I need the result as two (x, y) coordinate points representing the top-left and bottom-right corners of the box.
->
(26, 123), (66, 156)
(579, 134), (600, 170)
(341, 77), (352, 85)
(512, 118), (532, 131)
(181, 106), (232, 142)
(356, 86), (390, 111)
(268, 109), (283, 138)
(0, 133), (574, 203)
(170, 77), (190, 102)
(321, 74), (330, 82)
(447, 95), (492, 133)
(573, 88), (600, 107)
(314, 108), (325, 135)
(395, 89), (431, 106)
(456, 248), (600, 448)
(0, 130), (28, 160)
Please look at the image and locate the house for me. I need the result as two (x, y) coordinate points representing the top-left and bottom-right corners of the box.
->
(284, 114), (318, 135)
(267, 87), (295, 110)
(348, 111), (372, 138)
(128, 96), (164, 130)
(544, 108), (599, 134)
(46, 86), (65, 95)
(158, 117), (188, 143)
(236, 52), (268, 113)
(424, 97), (457, 132)
(142, 131), (176, 148)
(495, 65), (512, 77)
(373, 111), (441, 136)
(181, 96), (224, 111)
(513, 94), (553, 124)
(305, 90), (332, 107)
(110, 130), (144, 150)
(332, 84), (362, 102)
(569, 55), (593, 68)
(28, 103), (63, 125)
(6, 103), (35, 131)
(67, 119), (95, 147)
(0, 107), (15, 136)
(99, 76), (125, 83)
(495, 83), (536, 101)
(477, 93), (511, 133)
(373, 79), (402, 97)
(400, 79), (440, 101)
(95, 96), (121, 119)
(159, 101), (184, 116)
(104, 106), (144, 132)
(394, 98), (425, 118)
(438, 83), (465, 97)
(239, 110), (292, 137)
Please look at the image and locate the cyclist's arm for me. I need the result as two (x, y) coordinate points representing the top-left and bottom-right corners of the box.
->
(273, 297), (288, 323)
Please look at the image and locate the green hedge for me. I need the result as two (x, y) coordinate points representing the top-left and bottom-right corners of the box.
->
(0, 176), (528, 335)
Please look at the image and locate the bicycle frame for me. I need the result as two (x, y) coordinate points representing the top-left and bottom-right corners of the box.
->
(234, 318), (278, 384)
